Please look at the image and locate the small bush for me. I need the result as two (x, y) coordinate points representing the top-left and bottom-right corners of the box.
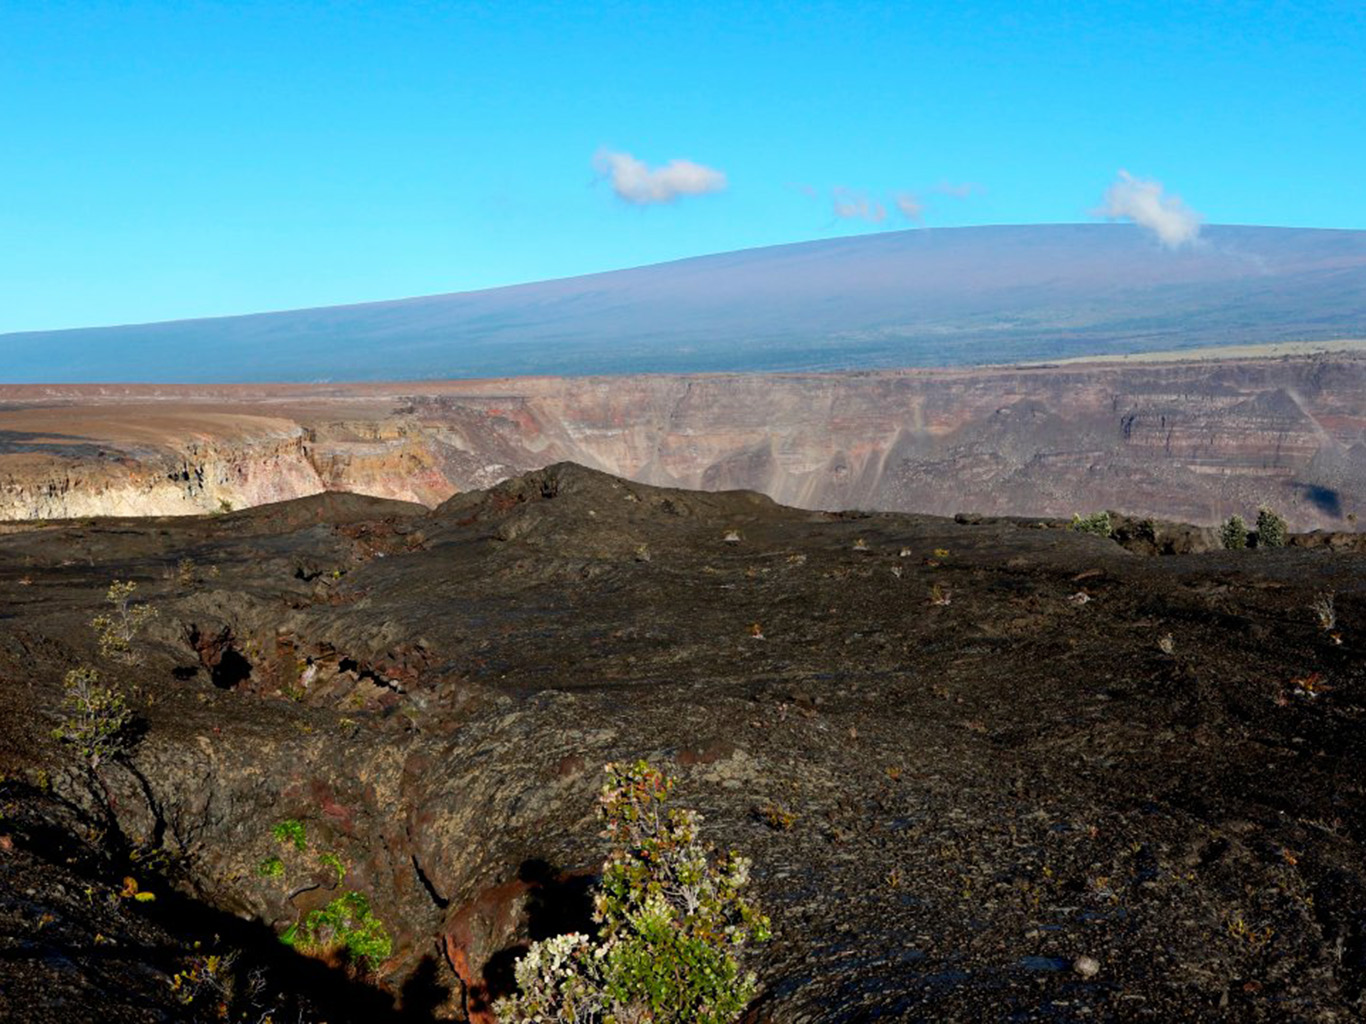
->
(496, 761), (769, 1024)
(754, 802), (797, 831)
(51, 666), (134, 769)
(319, 851), (346, 884)
(92, 580), (158, 664)
(272, 819), (307, 852)
(1256, 505), (1288, 548)
(1313, 593), (1337, 632)
(175, 557), (199, 587)
(282, 890), (392, 970)
(1220, 515), (1248, 550)
(257, 856), (285, 878)
(1070, 511), (1112, 538)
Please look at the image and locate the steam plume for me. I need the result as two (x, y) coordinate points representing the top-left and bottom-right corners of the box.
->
(1097, 170), (1202, 247)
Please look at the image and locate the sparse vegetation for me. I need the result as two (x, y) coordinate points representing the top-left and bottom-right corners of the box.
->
(170, 949), (242, 1010)
(281, 890), (392, 970)
(319, 850), (346, 884)
(1312, 593), (1336, 632)
(92, 580), (158, 664)
(755, 801), (797, 831)
(1070, 511), (1112, 537)
(1220, 514), (1248, 550)
(52, 666), (135, 769)
(271, 819), (307, 852)
(495, 760), (769, 1024)
(260, 820), (388, 973)
(257, 855), (285, 878)
(174, 557), (199, 587)
(1256, 505), (1288, 548)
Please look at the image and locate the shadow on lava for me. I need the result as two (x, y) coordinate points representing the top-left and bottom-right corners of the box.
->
(479, 858), (599, 1007)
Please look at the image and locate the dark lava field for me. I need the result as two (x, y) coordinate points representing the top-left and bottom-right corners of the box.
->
(2, 463), (1366, 1022)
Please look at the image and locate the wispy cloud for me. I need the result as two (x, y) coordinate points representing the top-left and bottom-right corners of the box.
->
(825, 180), (980, 227)
(1095, 170), (1202, 247)
(594, 149), (727, 205)
(932, 181), (984, 199)
(832, 187), (887, 223)
(894, 191), (924, 222)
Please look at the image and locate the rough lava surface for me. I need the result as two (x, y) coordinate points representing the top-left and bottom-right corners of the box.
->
(3, 464), (1366, 1021)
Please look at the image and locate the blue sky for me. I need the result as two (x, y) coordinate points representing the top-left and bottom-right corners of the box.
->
(2, 0), (1363, 334)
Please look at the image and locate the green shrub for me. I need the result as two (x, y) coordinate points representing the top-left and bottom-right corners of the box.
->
(282, 890), (392, 969)
(272, 819), (307, 852)
(1256, 505), (1288, 548)
(1220, 514), (1248, 550)
(92, 580), (158, 664)
(1070, 511), (1112, 537)
(51, 666), (134, 769)
(257, 856), (285, 878)
(319, 851), (346, 884)
(496, 761), (769, 1024)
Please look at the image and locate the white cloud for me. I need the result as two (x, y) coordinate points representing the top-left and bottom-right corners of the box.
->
(894, 191), (924, 222)
(833, 187), (887, 223)
(1096, 170), (1202, 247)
(932, 181), (983, 199)
(594, 149), (727, 205)
(824, 180), (980, 227)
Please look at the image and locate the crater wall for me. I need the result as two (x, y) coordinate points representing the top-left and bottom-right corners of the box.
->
(3, 354), (1365, 529)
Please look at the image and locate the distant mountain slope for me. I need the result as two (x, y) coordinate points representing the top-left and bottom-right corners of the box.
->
(5, 224), (1366, 382)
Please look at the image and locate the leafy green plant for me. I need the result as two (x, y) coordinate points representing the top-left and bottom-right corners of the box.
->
(92, 580), (158, 663)
(282, 890), (392, 969)
(319, 851), (346, 884)
(496, 761), (769, 1024)
(1256, 505), (1288, 548)
(257, 855), (285, 878)
(262, 825), (384, 973)
(51, 666), (134, 769)
(1220, 514), (1248, 550)
(1070, 511), (1112, 538)
(272, 819), (307, 852)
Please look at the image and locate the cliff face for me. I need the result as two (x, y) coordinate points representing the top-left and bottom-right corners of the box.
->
(2, 354), (1365, 528)
(0, 421), (322, 519)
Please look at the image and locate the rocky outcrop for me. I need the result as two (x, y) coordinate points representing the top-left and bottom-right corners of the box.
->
(0, 420), (322, 519)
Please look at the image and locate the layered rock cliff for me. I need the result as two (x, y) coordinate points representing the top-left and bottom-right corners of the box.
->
(2, 353), (1365, 528)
